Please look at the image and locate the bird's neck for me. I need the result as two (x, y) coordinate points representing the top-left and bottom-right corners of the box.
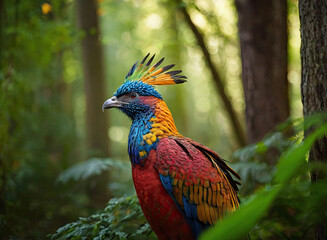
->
(128, 99), (180, 165)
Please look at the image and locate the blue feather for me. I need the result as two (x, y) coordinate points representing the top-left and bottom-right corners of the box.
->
(128, 111), (158, 164)
(159, 174), (210, 239)
(182, 196), (207, 238)
(159, 175), (172, 193)
(114, 81), (162, 100)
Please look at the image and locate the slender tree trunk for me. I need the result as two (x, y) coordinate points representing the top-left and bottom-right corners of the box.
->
(76, 0), (111, 208)
(235, 0), (289, 150)
(178, 3), (247, 147)
(0, 0), (4, 218)
(76, 0), (109, 157)
(0, 0), (3, 57)
(299, 1), (327, 239)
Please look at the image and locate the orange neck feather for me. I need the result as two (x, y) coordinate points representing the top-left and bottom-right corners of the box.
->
(150, 99), (181, 138)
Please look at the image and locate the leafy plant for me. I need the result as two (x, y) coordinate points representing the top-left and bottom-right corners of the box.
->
(57, 158), (127, 183)
(56, 158), (135, 197)
(201, 113), (327, 240)
(51, 113), (327, 240)
(50, 195), (157, 240)
(231, 117), (304, 194)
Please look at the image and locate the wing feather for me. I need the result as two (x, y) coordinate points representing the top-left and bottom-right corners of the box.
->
(155, 137), (240, 237)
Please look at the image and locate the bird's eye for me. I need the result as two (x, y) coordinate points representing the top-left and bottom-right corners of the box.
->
(130, 92), (137, 99)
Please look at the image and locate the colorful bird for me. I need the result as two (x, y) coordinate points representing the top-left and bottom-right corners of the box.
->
(102, 54), (241, 240)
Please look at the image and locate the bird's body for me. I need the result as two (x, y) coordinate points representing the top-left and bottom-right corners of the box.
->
(103, 54), (241, 240)
(132, 146), (195, 240)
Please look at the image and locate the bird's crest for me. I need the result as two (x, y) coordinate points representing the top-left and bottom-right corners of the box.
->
(125, 53), (187, 86)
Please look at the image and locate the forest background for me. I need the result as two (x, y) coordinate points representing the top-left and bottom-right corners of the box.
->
(1, 0), (327, 239)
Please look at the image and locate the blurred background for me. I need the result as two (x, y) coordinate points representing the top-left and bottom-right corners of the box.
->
(1, 0), (303, 239)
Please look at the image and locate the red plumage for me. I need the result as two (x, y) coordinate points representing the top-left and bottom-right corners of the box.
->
(132, 135), (240, 239)
(133, 149), (195, 240)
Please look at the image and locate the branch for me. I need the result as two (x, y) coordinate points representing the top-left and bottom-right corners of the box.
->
(178, 3), (247, 147)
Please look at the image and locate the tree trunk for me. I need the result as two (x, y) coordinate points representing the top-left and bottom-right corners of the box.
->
(299, 1), (327, 239)
(76, 0), (111, 208)
(76, 0), (109, 157)
(235, 0), (289, 149)
(0, 0), (5, 220)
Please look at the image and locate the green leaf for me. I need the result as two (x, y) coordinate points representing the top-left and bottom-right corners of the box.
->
(255, 141), (268, 154)
(201, 118), (327, 240)
(50, 195), (156, 240)
(275, 123), (327, 184)
(57, 158), (127, 183)
(200, 187), (280, 240)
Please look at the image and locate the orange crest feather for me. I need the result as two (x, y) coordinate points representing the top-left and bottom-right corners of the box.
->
(125, 53), (187, 86)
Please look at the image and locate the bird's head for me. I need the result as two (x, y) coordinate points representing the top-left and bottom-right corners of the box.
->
(102, 53), (187, 119)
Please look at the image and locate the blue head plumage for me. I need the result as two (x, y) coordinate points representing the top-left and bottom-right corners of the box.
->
(114, 81), (162, 100)
(102, 53), (187, 165)
(103, 53), (187, 119)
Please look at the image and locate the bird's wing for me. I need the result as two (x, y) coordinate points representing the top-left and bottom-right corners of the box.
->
(155, 136), (240, 235)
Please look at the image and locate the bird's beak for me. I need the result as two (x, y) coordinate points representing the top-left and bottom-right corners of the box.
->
(102, 96), (128, 112)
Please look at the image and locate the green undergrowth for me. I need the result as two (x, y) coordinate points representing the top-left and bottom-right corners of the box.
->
(51, 113), (327, 240)
(50, 195), (157, 240)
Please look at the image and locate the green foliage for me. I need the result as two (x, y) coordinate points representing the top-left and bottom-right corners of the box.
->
(253, 180), (327, 239)
(57, 158), (126, 183)
(201, 187), (280, 240)
(275, 123), (327, 184)
(56, 158), (135, 197)
(0, 0), (311, 239)
(0, 0), (83, 238)
(231, 118), (303, 194)
(201, 113), (327, 240)
(50, 195), (157, 240)
(50, 113), (327, 240)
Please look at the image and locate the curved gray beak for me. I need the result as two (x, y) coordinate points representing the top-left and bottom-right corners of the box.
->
(102, 96), (128, 112)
